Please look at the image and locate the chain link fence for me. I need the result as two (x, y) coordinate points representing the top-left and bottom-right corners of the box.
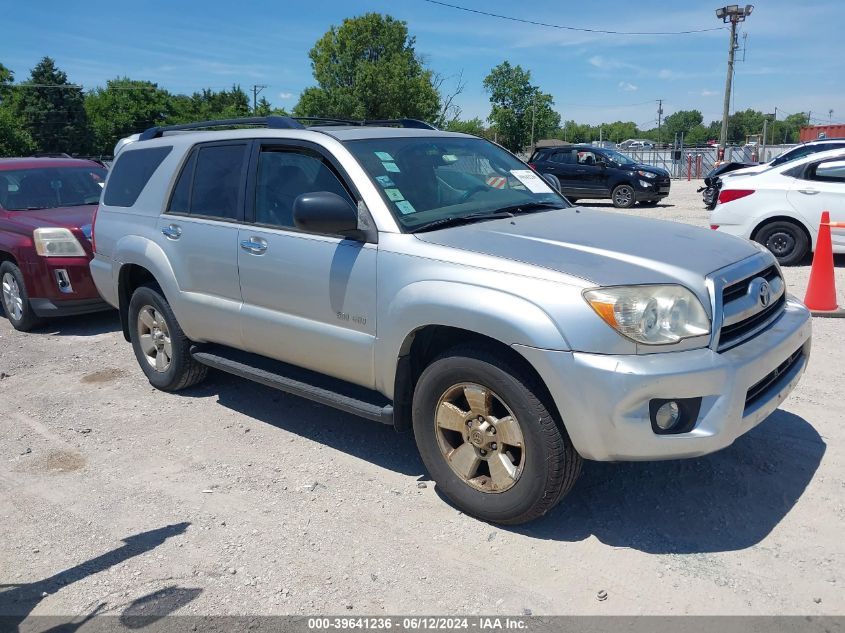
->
(616, 144), (797, 179)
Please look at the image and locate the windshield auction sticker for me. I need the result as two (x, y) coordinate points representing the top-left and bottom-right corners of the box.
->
(509, 169), (553, 194)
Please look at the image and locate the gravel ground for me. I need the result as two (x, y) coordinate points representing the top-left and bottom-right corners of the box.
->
(1, 179), (843, 621)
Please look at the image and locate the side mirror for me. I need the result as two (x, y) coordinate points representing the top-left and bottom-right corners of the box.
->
(541, 173), (561, 192)
(293, 191), (360, 238)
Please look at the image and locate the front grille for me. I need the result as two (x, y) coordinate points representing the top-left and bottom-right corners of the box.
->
(716, 263), (786, 352)
(744, 347), (804, 413)
(722, 265), (779, 303)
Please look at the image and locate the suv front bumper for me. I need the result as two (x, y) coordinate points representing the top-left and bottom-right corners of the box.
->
(515, 297), (812, 461)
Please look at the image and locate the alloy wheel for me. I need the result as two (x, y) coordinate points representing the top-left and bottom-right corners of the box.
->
(1, 273), (24, 321)
(137, 305), (172, 372)
(614, 186), (633, 207)
(434, 382), (526, 493)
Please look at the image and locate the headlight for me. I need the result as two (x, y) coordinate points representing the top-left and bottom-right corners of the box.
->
(33, 228), (86, 257)
(637, 170), (657, 179)
(583, 285), (710, 345)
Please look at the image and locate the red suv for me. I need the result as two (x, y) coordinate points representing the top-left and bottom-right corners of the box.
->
(0, 157), (111, 331)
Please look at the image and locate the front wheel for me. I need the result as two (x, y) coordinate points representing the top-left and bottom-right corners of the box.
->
(611, 184), (635, 208)
(412, 346), (582, 524)
(128, 283), (208, 391)
(754, 220), (809, 266)
(0, 261), (42, 332)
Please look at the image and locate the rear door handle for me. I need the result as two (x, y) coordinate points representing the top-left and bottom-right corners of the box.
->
(240, 237), (268, 255)
(161, 224), (182, 239)
(798, 189), (820, 195)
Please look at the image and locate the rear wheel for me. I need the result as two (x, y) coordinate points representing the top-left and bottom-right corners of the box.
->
(0, 262), (42, 332)
(412, 345), (582, 524)
(128, 283), (207, 391)
(611, 184), (635, 208)
(754, 220), (809, 266)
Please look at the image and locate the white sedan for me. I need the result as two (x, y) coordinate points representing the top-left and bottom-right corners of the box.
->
(711, 148), (845, 265)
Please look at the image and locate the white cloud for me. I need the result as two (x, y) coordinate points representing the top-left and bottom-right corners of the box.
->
(589, 55), (608, 69)
(618, 81), (638, 92)
(701, 89), (718, 97)
(658, 69), (675, 80)
(278, 92), (293, 100)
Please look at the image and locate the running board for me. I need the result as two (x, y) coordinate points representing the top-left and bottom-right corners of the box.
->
(190, 345), (393, 425)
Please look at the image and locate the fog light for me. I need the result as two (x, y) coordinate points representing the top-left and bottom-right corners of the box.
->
(649, 397), (702, 435)
(654, 401), (680, 430)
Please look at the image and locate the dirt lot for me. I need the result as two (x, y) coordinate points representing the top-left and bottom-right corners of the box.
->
(1, 179), (844, 620)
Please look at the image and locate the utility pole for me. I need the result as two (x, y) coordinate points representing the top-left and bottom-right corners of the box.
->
(716, 5), (753, 161)
(251, 84), (267, 114)
(761, 116), (769, 163)
(530, 93), (537, 150)
(657, 99), (663, 146)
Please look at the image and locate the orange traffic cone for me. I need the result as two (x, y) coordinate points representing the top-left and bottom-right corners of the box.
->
(803, 211), (843, 316)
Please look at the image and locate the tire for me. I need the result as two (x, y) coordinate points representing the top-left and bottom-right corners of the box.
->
(412, 345), (582, 525)
(754, 220), (809, 266)
(0, 261), (43, 332)
(128, 283), (208, 391)
(611, 184), (635, 208)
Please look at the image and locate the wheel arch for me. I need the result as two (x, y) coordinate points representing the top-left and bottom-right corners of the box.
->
(114, 236), (182, 342)
(391, 324), (564, 434)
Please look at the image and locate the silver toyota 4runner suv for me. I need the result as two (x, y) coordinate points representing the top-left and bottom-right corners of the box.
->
(91, 116), (812, 524)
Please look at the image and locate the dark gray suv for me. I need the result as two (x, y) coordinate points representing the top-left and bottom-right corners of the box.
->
(529, 145), (670, 208)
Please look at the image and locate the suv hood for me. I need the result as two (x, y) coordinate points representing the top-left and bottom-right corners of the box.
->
(629, 164), (669, 176)
(6, 204), (96, 231)
(414, 207), (759, 291)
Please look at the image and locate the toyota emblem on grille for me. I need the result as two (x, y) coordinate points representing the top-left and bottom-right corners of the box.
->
(759, 280), (771, 307)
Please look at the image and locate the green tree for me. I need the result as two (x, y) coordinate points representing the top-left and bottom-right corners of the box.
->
(165, 86), (251, 124)
(0, 107), (36, 156)
(727, 108), (766, 144)
(293, 13), (440, 121)
(84, 78), (171, 155)
(662, 109), (703, 138)
(443, 117), (486, 136)
(6, 57), (91, 153)
(483, 61), (560, 153)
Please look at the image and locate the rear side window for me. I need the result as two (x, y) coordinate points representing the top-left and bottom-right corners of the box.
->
(168, 143), (247, 220)
(104, 146), (172, 207)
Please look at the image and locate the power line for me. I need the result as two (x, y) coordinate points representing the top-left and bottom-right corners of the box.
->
(421, 0), (727, 35)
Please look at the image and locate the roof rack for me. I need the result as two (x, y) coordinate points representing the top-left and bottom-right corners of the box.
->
(138, 116), (305, 141)
(295, 117), (437, 130)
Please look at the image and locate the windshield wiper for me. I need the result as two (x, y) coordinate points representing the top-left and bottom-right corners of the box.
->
(491, 201), (566, 216)
(408, 210), (516, 234)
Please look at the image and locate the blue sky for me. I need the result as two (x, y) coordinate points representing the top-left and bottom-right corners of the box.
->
(3, 0), (843, 128)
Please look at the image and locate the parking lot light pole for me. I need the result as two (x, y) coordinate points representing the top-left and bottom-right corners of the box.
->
(716, 4), (753, 161)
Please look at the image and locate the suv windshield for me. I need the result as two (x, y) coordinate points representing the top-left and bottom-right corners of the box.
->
(344, 136), (569, 231)
(601, 149), (637, 166)
(0, 166), (107, 211)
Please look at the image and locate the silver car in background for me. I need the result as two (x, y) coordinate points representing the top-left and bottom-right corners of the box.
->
(90, 117), (812, 524)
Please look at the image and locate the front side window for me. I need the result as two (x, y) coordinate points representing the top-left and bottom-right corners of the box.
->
(170, 144), (247, 220)
(253, 147), (353, 229)
(344, 136), (568, 231)
(602, 149), (637, 166)
(2, 165), (107, 210)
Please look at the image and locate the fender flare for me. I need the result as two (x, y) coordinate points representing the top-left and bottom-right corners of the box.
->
(375, 280), (570, 396)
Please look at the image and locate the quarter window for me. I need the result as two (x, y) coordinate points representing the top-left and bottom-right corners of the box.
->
(253, 147), (353, 229)
(104, 146), (172, 207)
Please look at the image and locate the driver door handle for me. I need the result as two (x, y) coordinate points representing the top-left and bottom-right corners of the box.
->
(161, 224), (182, 239)
(798, 189), (820, 195)
(240, 237), (268, 255)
